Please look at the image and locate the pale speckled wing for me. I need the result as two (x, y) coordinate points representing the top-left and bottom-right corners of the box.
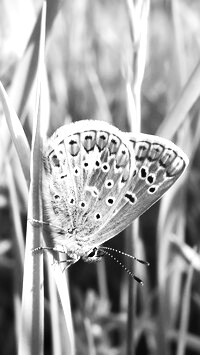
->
(41, 120), (135, 252)
(93, 133), (189, 246)
(42, 120), (189, 257)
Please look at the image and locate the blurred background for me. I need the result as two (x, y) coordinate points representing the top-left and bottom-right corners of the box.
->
(0, 0), (200, 354)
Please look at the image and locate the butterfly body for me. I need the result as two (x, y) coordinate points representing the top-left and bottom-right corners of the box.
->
(41, 120), (188, 264)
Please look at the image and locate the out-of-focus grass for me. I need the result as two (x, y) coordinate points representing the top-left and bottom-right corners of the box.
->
(0, 0), (200, 355)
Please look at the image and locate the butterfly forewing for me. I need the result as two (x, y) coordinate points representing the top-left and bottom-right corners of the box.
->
(94, 133), (188, 246)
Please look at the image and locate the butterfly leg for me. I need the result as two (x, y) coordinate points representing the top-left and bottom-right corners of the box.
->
(28, 218), (67, 233)
(32, 246), (57, 254)
(32, 246), (77, 269)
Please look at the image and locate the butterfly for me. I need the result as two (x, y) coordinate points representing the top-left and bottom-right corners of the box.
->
(40, 120), (188, 272)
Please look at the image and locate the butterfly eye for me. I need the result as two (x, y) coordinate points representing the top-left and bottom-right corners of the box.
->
(87, 248), (97, 258)
(84, 247), (104, 262)
(54, 195), (60, 200)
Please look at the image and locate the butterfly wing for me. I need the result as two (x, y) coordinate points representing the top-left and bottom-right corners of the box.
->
(42, 120), (188, 255)
(93, 133), (189, 246)
(42, 120), (136, 251)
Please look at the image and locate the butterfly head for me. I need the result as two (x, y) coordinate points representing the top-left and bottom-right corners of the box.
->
(49, 242), (105, 264)
(81, 247), (105, 263)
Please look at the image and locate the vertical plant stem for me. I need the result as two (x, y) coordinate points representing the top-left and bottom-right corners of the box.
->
(126, 222), (138, 355)
(18, 78), (44, 355)
(177, 262), (194, 355)
(6, 163), (25, 350)
(125, 1), (149, 354)
(97, 259), (109, 301)
(47, 259), (62, 355)
(18, 4), (47, 354)
(52, 264), (75, 355)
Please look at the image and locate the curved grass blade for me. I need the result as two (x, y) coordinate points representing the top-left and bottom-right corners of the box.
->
(0, 82), (31, 185)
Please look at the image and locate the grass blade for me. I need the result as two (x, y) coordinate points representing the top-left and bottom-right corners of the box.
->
(125, 2), (150, 355)
(157, 59), (200, 139)
(18, 4), (47, 354)
(177, 261), (194, 355)
(0, 82), (30, 185)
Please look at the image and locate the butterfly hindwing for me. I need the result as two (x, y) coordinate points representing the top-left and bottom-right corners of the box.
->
(42, 120), (135, 251)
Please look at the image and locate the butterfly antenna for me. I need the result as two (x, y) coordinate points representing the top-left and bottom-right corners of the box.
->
(101, 246), (150, 266)
(100, 249), (144, 285)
